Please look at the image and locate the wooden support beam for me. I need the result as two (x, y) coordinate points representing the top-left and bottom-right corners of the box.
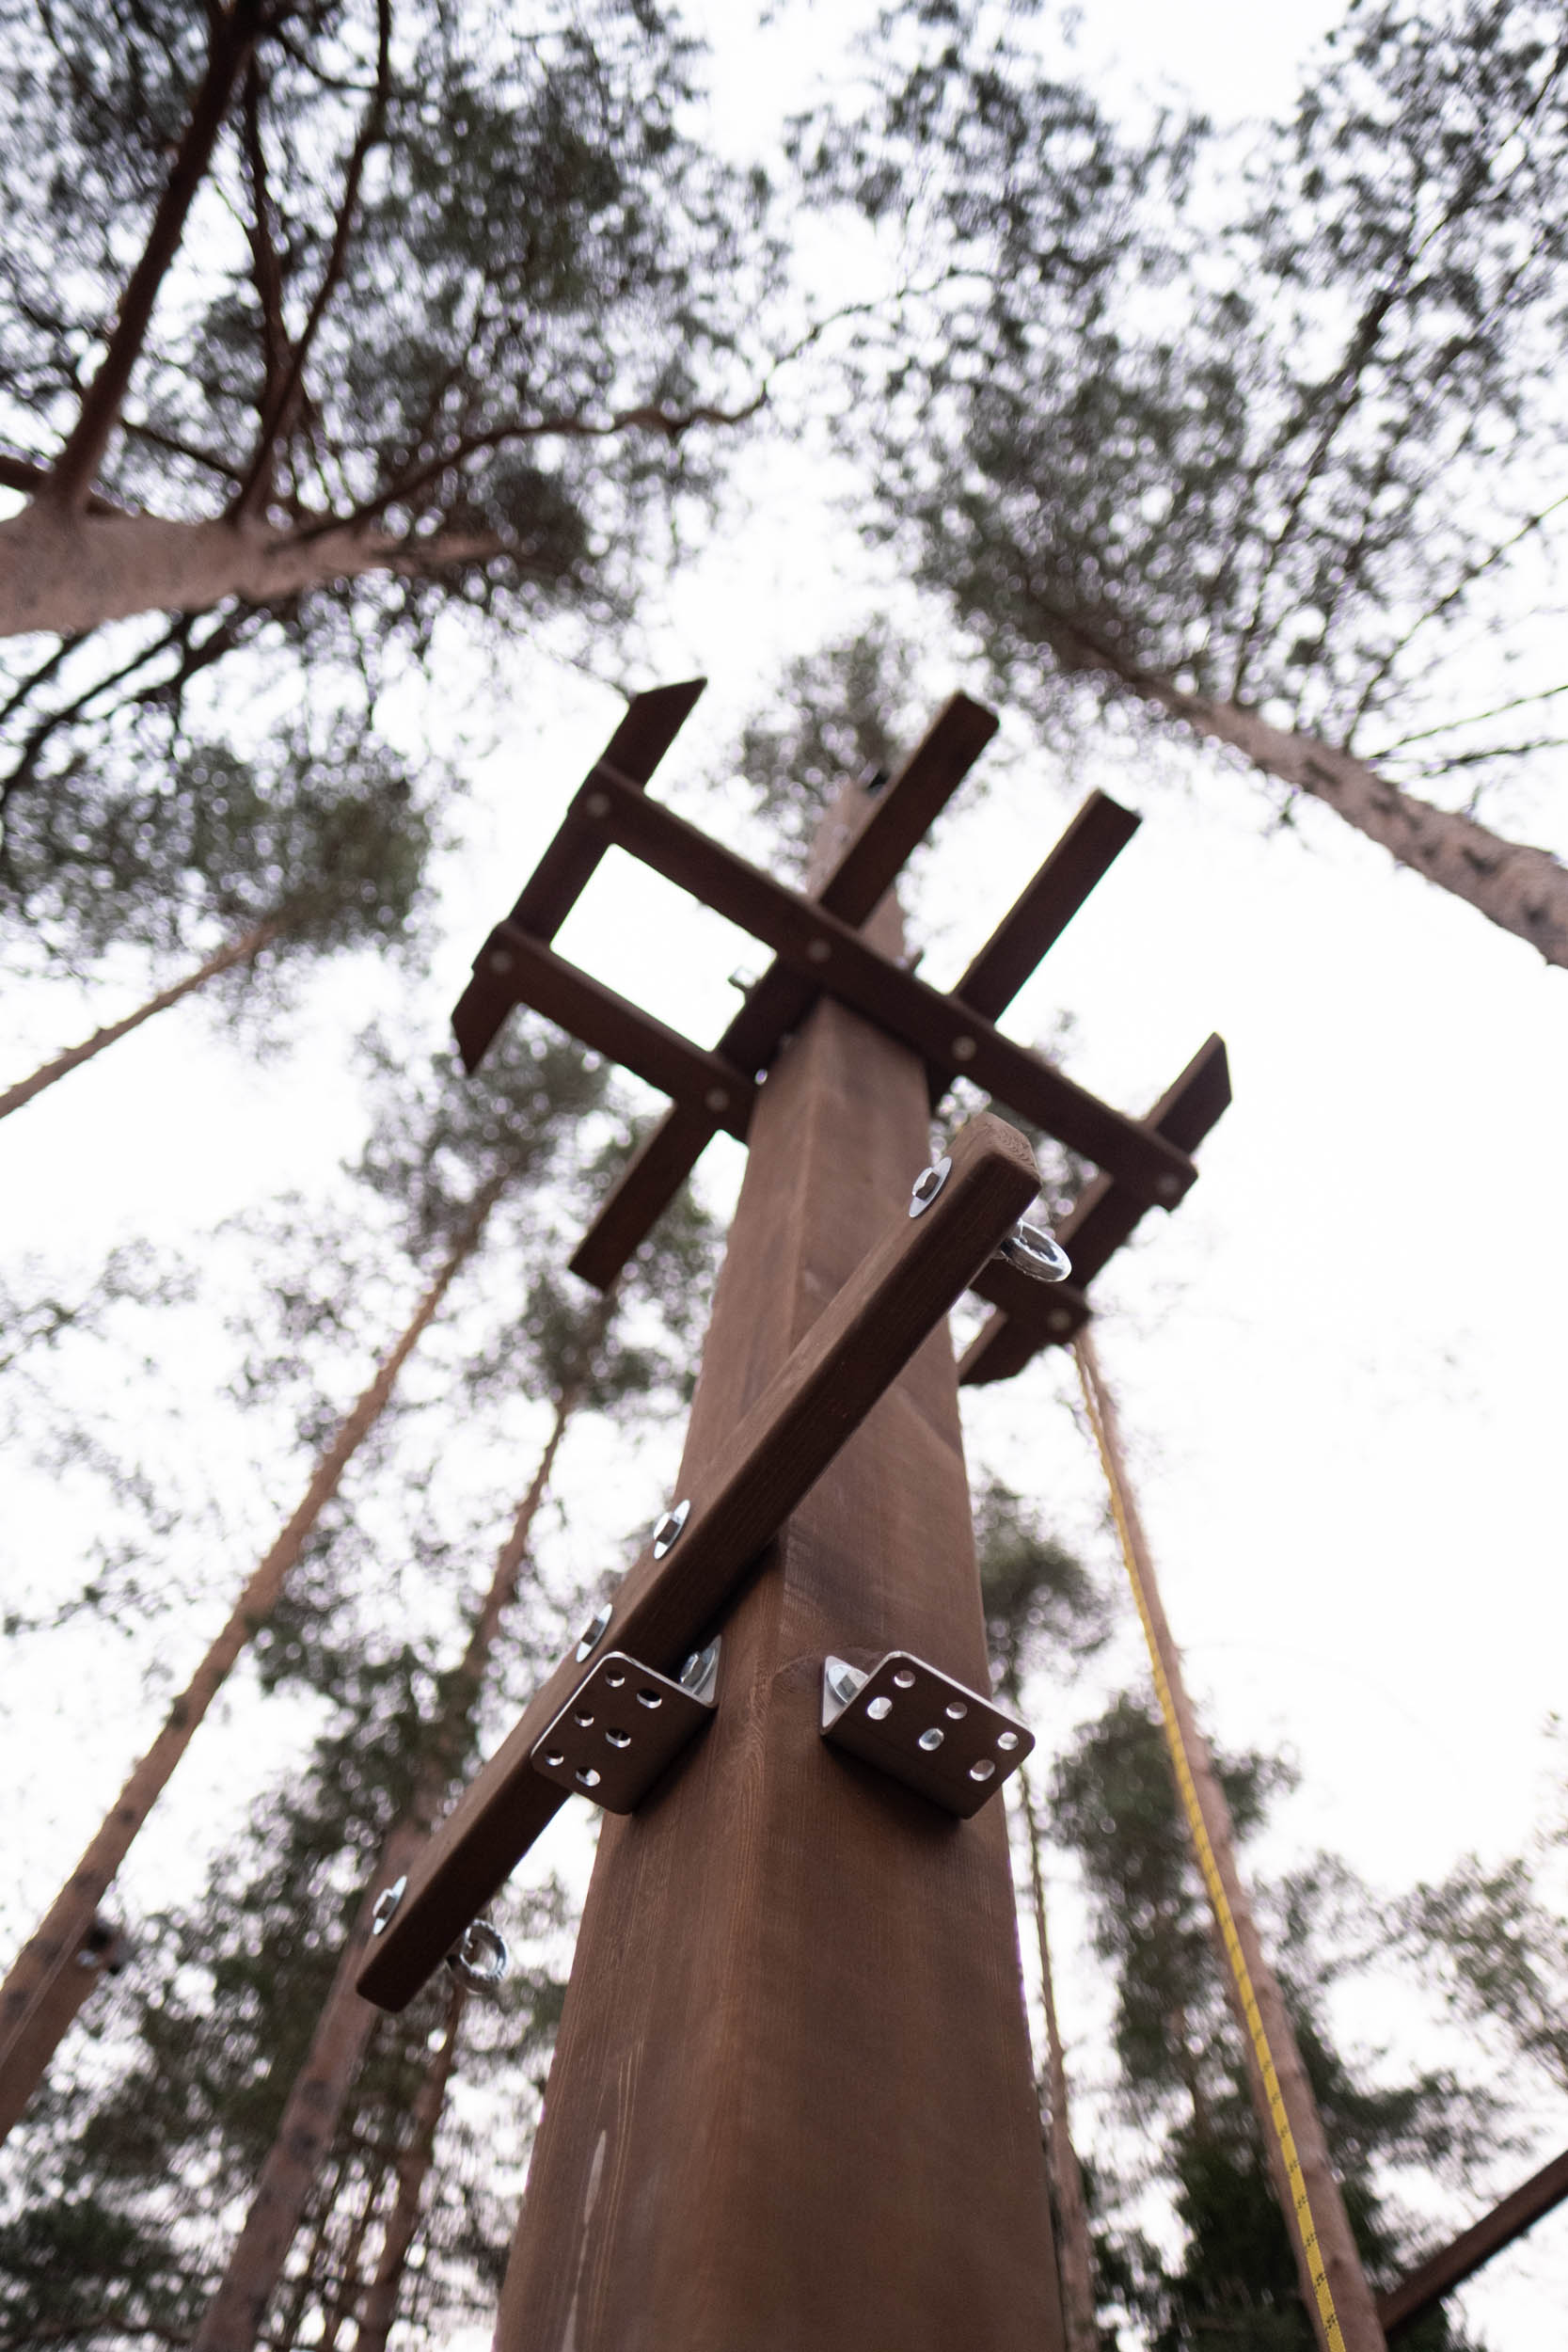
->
(958, 1033), (1230, 1386)
(358, 1110), (1040, 2013)
(471, 924), (755, 1139)
(581, 768), (1195, 1208)
(1378, 2143), (1568, 2335)
(568, 692), (1000, 1287)
(490, 795), (1064, 2352)
(452, 679), (705, 1073)
(0, 1918), (125, 2140)
(951, 790), (1140, 1022)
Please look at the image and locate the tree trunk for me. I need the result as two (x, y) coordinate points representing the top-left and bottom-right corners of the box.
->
(352, 1976), (468, 2352)
(190, 1375), (586, 2352)
(1072, 1327), (1386, 2352)
(0, 917), (288, 1124)
(1050, 621), (1568, 969)
(0, 503), (499, 639)
(0, 1177), (505, 2137)
(47, 0), (266, 507)
(1017, 1771), (1098, 2352)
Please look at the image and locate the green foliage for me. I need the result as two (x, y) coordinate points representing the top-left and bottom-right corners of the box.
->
(814, 0), (1568, 796)
(734, 624), (922, 876)
(974, 1470), (1109, 1703)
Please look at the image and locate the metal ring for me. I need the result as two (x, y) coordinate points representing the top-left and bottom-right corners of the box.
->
(995, 1220), (1072, 1283)
(449, 1918), (509, 1989)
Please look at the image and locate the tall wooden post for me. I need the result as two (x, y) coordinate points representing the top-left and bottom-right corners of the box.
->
(496, 799), (1065, 2350)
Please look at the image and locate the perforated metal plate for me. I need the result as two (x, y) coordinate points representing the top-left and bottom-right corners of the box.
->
(820, 1651), (1032, 1818)
(531, 1650), (717, 1813)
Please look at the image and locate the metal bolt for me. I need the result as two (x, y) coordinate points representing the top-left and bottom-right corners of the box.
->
(489, 949), (514, 976)
(371, 1875), (407, 1937)
(653, 1498), (690, 1558)
(951, 1035), (977, 1064)
(679, 1638), (721, 1702)
(584, 790), (610, 818)
(825, 1656), (868, 1708)
(1047, 1309), (1073, 1335)
(995, 1219), (1072, 1284)
(806, 937), (832, 965)
(449, 1918), (510, 1989)
(705, 1086), (730, 1114)
(1156, 1172), (1181, 1200)
(908, 1154), (952, 1218)
(576, 1602), (612, 1661)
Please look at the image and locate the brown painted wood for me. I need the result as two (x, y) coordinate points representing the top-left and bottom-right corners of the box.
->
(452, 680), (705, 1072)
(493, 793), (1064, 2352)
(0, 1919), (125, 2140)
(959, 1034), (1230, 1386)
(569, 693), (1000, 1287)
(472, 922), (756, 1138)
(358, 1109), (1040, 2013)
(581, 768), (1195, 1205)
(953, 790), (1140, 1021)
(1378, 2143), (1568, 2334)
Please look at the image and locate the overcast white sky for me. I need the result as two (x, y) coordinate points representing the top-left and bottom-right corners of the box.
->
(3, 1), (1565, 2343)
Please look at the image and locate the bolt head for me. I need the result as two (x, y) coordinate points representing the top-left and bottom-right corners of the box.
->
(806, 937), (832, 964)
(584, 790), (610, 818)
(705, 1086), (730, 1115)
(1156, 1172), (1181, 1200)
(951, 1035), (977, 1064)
(653, 1498), (690, 1558)
(489, 950), (514, 976)
(908, 1154), (952, 1218)
(371, 1875), (408, 1937)
(576, 1603), (613, 1661)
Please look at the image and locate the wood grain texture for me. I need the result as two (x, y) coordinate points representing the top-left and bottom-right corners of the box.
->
(495, 803), (1065, 2352)
(357, 1110), (1038, 2012)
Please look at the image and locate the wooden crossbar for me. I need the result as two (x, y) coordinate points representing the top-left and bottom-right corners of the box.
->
(357, 1112), (1039, 2011)
(1378, 2140), (1568, 2334)
(958, 1034), (1231, 1386)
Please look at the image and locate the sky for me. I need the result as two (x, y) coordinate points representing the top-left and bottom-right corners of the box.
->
(4, 0), (1567, 2344)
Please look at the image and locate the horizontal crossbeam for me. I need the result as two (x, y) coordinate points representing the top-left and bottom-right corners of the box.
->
(580, 765), (1194, 1209)
(958, 1034), (1231, 1386)
(453, 679), (706, 1073)
(357, 1112), (1040, 2012)
(1378, 2139), (1568, 2334)
(567, 693), (1001, 1286)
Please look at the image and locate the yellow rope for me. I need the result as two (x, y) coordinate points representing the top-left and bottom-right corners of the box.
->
(1073, 1344), (1345, 2352)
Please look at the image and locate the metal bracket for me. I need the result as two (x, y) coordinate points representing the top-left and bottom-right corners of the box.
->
(531, 1642), (720, 1814)
(820, 1652), (1033, 1818)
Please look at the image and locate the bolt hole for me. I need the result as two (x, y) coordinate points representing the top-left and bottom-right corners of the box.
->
(544, 1750), (564, 1769)
(572, 1709), (594, 1727)
(918, 1727), (944, 1752)
(970, 1759), (996, 1783)
(606, 1672), (626, 1689)
(996, 1731), (1020, 1753)
(637, 1689), (662, 1709)
(865, 1695), (893, 1722)
(606, 1728), (631, 1750)
(576, 1767), (601, 1789)
(893, 1668), (916, 1690)
(945, 1700), (968, 1721)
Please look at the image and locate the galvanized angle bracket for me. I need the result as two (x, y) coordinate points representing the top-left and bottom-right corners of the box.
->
(821, 1651), (1033, 1818)
(532, 1641), (721, 1814)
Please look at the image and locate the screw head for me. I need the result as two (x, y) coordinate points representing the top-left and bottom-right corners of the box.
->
(371, 1876), (407, 1937)
(489, 949), (514, 976)
(705, 1086), (730, 1115)
(679, 1639), (721, 1700)
(825, 1656), (868, 1708)
(576, 1603), (612, 1661)
(653, 1499), (690, 1558)
(584, 790), (610, 818)
(806, 937), (832, 965)
(1156, 1172), (1181, 1200)
(909, 1154), (952, 1218)
(951, 1035), (977, 1064)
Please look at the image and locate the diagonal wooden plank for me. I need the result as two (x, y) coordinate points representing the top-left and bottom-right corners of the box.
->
(569, 695), (999, 1287)
(467, 923), (755, 1138)
(952, 790), (1140, 1022)
(357, 1111), (1039, 2011)
(1377, 2142), (1568, 2334)
(958, 1034), (1231, 1386)
(452, 680), (705, 1073)
(581, 768), (1195, 1206)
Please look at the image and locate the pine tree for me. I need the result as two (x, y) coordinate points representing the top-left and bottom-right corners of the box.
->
(811, 0), (1568, 964)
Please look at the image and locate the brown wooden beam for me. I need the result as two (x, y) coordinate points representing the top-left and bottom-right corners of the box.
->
(958, 1033), (1231, 1386)
(452, 680), (705, 1073)
(952, 790), (1140, 1022)
(583, 768), (1195, 1208)
(568, 692), (1000, 1287)
(1378, 2143), (1568, 2334)
(471, 923), (755, 1140)
(358, 1110), (1040, 2012)
(0, 1918), (125, 2141)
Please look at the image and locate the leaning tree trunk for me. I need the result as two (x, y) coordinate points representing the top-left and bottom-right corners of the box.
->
(1051, 620), (1568, 969)
(1073, 1327), (1386, 2352)
(0, 1176), (506, 2135)
(0, 916), (288, 1123)
(190, 1344), (598, 2352)
(1016, 1770), (1098, 2352)
(352, 1974), (468, 2352)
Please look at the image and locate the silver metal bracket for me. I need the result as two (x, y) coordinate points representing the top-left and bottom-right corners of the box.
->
(531, 1640), (721, 1814)
(820, 1651), (1033, 1818)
